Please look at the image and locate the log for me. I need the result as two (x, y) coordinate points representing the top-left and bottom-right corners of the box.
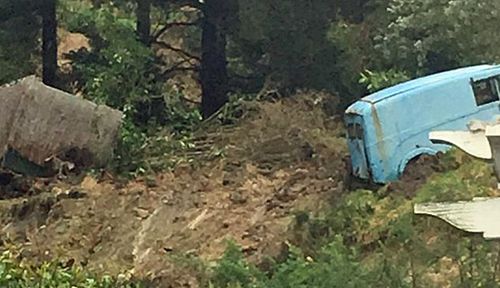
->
(0, 76), (123, 175)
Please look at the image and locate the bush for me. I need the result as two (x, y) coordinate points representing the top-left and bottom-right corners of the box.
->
(0, 250), (142, 287)
(210, 242), (266, 288)
(59, 2), (203, 176)
(359, 69), (410, 93)
(61, 3), (162, 118)
(374, 0), (500, 75)
(209, 239), (371, 288)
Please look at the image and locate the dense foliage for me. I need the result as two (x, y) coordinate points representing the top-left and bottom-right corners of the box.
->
(3, 0), (500, 100)
(2, 0), (499, 148)
(0, 0), (41, 84)
(0, 250), (142, 287)
(376, 0), (500, 75)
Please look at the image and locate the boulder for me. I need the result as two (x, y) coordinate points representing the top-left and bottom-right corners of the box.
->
(0, 76), (122, 176)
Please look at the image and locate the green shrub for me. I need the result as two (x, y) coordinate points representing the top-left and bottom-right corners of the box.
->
(210, 241), (266, 288)
(359, 69), (410, 93)
(59, 2), (203, 176)
(0, 250), (142, 287)
(209, 238), (372, 288)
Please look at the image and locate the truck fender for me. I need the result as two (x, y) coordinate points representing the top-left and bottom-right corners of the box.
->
(398, 147), (439, 176)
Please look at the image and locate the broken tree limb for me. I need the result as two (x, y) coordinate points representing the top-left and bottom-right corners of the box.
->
(0, 75), (123, 175)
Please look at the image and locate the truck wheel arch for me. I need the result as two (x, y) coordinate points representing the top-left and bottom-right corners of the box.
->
(398, 148), (439, 176)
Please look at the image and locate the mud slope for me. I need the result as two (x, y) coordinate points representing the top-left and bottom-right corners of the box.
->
(0, 92), (348, 285)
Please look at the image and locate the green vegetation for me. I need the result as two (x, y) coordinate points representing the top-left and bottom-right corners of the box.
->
(0, 0), (41, 83)
(0, 250), (142, 287)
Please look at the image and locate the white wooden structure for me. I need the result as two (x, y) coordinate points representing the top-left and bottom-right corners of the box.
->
(414, 119), (500, 239)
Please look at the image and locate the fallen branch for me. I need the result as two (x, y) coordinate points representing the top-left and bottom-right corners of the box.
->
(182, 97), (201, 105)
(153, 40), (201, 62)
(152, 21), (199, 41)
(163, 58), (198, 73)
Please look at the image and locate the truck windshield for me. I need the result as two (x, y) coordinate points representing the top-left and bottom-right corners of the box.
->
(347, 123), (363, 140)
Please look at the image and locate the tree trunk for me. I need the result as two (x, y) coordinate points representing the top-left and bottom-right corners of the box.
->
(200, 0), (229, 119)
(41, 0), (58, 86)
(136, 0), (151, 45)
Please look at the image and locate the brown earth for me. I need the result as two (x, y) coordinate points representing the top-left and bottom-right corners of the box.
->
(0, 92), (348, 286)
(0, 90), (449, 286)
(387, 152), (461, 198)
(58, 29), (91, 69)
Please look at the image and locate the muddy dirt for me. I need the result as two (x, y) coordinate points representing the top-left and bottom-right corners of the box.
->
(387, 152), (461, 197)
(0, 93), (348, 286)
(0, 92), (450, 286)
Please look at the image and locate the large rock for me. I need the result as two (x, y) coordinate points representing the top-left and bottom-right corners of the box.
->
(0, 76), (122, 175)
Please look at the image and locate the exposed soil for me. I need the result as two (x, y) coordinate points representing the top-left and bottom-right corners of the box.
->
(387, 152), (461, 198)
(0, 91), (451, 286)
(0, 93), (350, 286)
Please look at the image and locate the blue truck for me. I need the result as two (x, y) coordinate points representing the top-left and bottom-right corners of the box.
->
(345, 64), (500, 184)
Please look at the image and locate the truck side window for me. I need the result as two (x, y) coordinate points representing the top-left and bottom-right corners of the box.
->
(472, 77), (499, 106)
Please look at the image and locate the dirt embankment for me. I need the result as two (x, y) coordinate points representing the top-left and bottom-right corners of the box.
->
(0, 92), (348, 286)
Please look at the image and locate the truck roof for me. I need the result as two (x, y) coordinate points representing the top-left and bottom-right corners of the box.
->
(361, 64), (500, 104)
